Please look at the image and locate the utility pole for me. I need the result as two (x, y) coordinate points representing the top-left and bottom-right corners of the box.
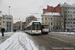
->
(9, 6), (11, 15)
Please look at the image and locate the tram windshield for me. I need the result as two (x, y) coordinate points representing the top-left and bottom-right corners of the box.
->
(44, 25), (48, 29)
(42, 25), (48, 29)
(32, 22), (41, 30)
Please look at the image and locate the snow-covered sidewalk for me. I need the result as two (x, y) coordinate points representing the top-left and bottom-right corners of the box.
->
(0, 32), (41, 50)
(0, 32), (14, 36)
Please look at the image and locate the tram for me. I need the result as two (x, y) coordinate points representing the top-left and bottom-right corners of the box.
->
(25, 21), (41, 34)
(41, 24), (49, 34)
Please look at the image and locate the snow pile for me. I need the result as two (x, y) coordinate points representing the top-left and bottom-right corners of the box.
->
(0, 32), (38, 50)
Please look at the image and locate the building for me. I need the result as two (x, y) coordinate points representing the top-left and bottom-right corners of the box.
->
(25, 15), (37, 26)
(0, 11), (3, 30)
(43, 4), (61, 14)
(42, 4), (63, 31)
(61, 3), (75, 31)
(41, 12), (62, 31)
(2, 15), (13, 32)
(13, 21), (22, 31)
(22, 22), (25, 31)
(14, 21), (26, 31)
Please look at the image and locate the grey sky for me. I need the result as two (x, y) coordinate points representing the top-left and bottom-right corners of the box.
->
(0, 0), (75, 23)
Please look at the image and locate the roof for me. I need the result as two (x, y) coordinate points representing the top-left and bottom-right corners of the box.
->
(42, 12), (60, 16)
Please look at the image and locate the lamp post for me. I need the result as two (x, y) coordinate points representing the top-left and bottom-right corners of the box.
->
(9, 6), (11, 15)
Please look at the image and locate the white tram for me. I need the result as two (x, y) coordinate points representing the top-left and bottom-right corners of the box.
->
(25, 21), (41, 34)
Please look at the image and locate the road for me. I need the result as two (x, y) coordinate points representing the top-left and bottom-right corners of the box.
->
(29, 33), (75, 50)
(0, 32), (75, 50)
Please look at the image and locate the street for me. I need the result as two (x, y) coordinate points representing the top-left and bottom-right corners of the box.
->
(30, 33), (75, 50)
(0, 32), (75, 50)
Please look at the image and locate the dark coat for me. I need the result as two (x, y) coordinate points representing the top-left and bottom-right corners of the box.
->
(1, 28), (5, 32)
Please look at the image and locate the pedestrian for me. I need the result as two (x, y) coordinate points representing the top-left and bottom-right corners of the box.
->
(1, 28), (5, 38)
(13, 28), (16, 32)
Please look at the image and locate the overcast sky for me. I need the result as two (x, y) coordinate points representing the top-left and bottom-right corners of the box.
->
(0, 0), (75, 23)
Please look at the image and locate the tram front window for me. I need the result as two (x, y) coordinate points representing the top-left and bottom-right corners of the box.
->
(32, 22), (41, 30)
(44, 25), (48, 29)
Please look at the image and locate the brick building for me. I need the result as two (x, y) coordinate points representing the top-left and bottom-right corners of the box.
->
(43, 4), (61, 14)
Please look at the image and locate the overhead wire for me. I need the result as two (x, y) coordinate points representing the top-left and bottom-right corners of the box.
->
(32, 0), (51, 15)
(35, 0), (48, 12)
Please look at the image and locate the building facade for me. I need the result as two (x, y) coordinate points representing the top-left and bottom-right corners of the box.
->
(41, 12), (62, 31)
(2, 15), (13, 32)
(25, 15), (37, 26)
(13, 21), (22, 31)
(22, 22), (25, 31)
(61, 3), (75, 31)
(0, 11), (3, 30)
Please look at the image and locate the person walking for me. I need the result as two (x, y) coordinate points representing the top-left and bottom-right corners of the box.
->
(1, 28), (5, 38)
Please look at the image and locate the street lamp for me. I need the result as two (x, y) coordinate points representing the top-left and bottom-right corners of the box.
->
(9, 6), (11, 15)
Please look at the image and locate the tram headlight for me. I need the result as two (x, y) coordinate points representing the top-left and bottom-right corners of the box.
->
(32, 31), (35, 32)
(39, 31), (41, 32)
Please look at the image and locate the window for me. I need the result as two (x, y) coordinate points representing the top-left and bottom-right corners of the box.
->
(0, 23), (1, 25)
(51, 22), (52, 25)
(51, 18), (52, 20)
(73, 19), (75, 20)
(48, 22), (50, 25)
(54, 18), (55, 20)
(73, 12), (75, 13)
(71, 15), (72, 17)
(57, 18), (58, 20)
(73, 22), (75, 24)
(0, 18), (1, 20)
(54, 23), (55, 25)
(45, 17), (47, 20)
(68, 19), (70, 20)
(71, 22), (72, 23)
(68, 22), (69, 24)
(3, 21), (5, 23)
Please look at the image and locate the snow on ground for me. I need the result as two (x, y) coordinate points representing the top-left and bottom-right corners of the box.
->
(0, 32), (14, 36)
(51, 32), (75, 35)
(0, 32), (42, 50)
